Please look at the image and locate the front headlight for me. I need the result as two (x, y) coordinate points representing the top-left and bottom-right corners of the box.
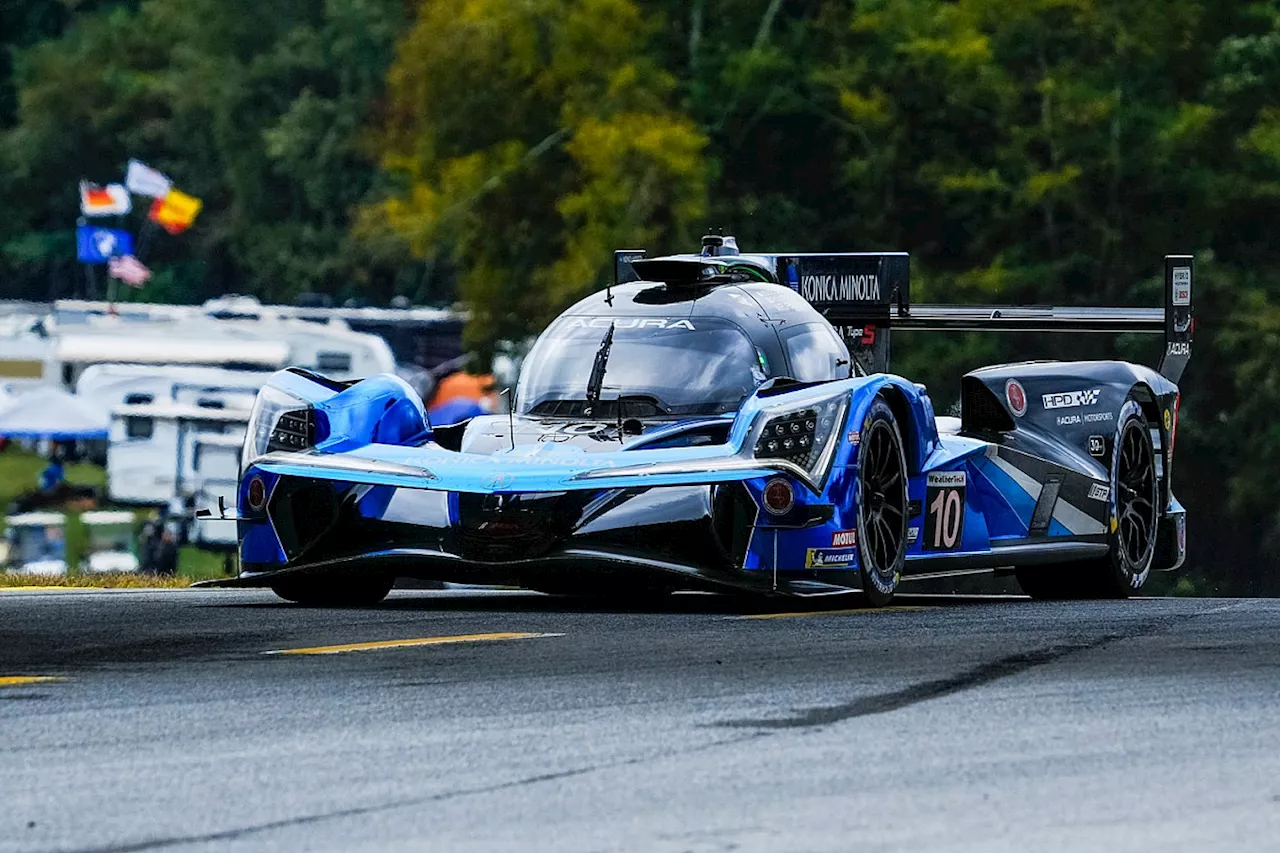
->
(751, 390), (849, 488)
(241, 385), (311, 473)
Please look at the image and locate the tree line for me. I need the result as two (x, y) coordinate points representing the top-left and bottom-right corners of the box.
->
(3, 0), (1280, 592)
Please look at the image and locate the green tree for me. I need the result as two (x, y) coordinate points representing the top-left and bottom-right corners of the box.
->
(361, 0), (709, 359)
(1, 0), (407, 303)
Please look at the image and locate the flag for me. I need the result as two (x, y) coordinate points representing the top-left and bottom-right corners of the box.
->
(148, 188), (202, 234)
(124, 159), (171, 198)
(107, 255), (152, 288)
(76, 225), (134, 264)
(80, 182), (131, 216)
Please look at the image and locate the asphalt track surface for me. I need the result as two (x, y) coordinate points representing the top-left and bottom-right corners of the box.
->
(2, 588), (1279, 853)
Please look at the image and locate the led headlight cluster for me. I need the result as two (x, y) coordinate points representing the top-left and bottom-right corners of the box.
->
(752, 393), (848, 487)
(268, 409), (314, 452)
(242, 384), (309, 473)
(755, 409), (818, 462)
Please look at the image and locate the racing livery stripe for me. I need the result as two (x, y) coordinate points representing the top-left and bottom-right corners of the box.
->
(987, 454), (1106, 537)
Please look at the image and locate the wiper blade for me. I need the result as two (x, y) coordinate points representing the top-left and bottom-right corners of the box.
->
(584, 321), (615, 414)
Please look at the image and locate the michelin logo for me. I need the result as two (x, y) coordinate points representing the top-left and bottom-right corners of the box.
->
(805, 548), (857, 568)
(1042, 389), (1102, 410)
(801, 274), (880, 302)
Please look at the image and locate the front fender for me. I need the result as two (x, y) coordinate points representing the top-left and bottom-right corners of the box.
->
(841, 375), (939, 475)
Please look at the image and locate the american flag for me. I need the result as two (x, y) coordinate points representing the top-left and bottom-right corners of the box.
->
(107, 254), (152, 288)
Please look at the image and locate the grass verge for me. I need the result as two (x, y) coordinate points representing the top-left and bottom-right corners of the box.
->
(0, 572), (193, 589)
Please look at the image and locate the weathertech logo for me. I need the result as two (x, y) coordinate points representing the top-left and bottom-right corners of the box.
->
(1042, 389), (1102, 410)
(800, 274), (880, 302)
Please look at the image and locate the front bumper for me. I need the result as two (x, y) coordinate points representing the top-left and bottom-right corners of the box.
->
(219, 470), (858, 595)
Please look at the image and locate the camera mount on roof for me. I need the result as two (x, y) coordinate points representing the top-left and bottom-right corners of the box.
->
(700, 234), (739, 257)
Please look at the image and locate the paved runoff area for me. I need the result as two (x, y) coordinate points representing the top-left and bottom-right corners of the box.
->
(1, 587), (1279, 852)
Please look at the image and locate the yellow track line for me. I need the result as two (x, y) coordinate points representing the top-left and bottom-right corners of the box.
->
(263, 632), (564, 656)
(731, 606), (930, 620)
(0, 586), (81, 593)
(0, 676), (66, 687)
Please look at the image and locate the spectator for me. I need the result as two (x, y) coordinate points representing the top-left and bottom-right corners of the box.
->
(153, 529), (179, 577)
(38, 447), (65, 493)
(428, 372), (498, 425)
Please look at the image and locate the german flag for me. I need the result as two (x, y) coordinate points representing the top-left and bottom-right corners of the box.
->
(79, 182), (131, 216)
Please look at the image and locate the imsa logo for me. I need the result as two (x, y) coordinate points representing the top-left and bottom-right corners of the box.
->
(1042, 389), (1102, 410)
(800, 274), (881, 302)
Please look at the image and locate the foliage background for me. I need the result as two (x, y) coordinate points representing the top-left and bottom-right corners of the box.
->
(4, 0), (1280, 593)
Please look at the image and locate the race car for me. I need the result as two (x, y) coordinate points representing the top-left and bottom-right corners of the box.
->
(204, 235), (1192, 606)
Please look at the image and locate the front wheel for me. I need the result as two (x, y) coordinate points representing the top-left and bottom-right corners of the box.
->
(855, 396), (909, 606)
(1016, 403), (1159, 599)
(270, 573), (395, 607)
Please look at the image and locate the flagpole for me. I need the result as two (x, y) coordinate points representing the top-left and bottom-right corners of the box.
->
(77, 216), (90, 299)
(136, 220), (157, 262)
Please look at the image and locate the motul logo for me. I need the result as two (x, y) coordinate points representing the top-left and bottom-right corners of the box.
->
(1042, 389), (1102, 410)
(832, 529), (857, 548)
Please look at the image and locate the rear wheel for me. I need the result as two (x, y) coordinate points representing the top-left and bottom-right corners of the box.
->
(856, 397), (909, 606)
(1016, 404), (1159, 599)
(270, 573), (395, 607)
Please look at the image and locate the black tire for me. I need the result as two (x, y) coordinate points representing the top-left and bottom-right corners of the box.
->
(1016, 403), (1159, 599)
(270, 573), (395, 607)
(855, 396), (909, 606)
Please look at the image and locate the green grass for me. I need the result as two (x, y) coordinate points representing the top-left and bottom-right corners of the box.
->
(0, 448), (105, 518)
(0, 447), (236, 586)
(0, 572), (192, 589)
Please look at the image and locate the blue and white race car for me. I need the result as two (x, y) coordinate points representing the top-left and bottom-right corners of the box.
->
(208, 236), (1192, 606)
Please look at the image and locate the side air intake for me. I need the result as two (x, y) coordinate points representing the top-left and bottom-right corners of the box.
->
(960, 376), (1016, 433)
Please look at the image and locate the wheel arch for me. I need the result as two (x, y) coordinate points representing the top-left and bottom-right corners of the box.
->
(1128, 382), (1163, 433)
(870, 380), (936, 477)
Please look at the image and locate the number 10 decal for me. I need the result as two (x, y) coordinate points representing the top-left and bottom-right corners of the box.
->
(924, 471), (966, 551)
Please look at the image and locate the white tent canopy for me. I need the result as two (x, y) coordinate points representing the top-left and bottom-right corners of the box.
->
(0, 385), (110, 439)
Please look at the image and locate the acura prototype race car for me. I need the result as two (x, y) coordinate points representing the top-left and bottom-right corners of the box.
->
(204, 236), (1192, 606)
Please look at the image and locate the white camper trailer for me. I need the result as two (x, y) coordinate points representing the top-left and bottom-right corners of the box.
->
(189, 434), (244, 549)
(211, 316), (397, 381)
(51, 302), (396, 382)
(107, 402), (250, 506)
(57, 333), (289, 387)
(0, 335), (56, 393)
(76, 363), (265, 417)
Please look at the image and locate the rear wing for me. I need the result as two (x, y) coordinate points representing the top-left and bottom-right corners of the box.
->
(870, 256), (1193, 383)
(614, 245), (1193, 383)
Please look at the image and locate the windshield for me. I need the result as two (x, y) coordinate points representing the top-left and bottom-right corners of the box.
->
(517, 316), (767, 417)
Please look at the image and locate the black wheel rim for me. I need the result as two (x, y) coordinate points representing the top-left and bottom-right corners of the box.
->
(860, 420), (907, 576)
(1117, 421), (1157, 567)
